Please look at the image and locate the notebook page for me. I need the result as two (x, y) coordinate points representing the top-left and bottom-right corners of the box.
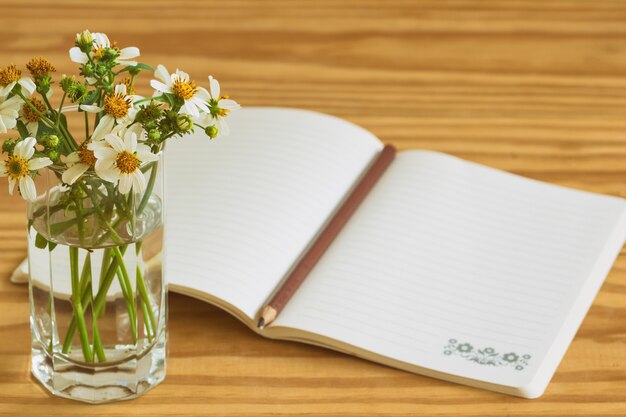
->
(271, 150), (626, 394)
(164, 108), (383, 319)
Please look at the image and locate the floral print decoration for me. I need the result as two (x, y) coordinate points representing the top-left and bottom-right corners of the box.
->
(443, 339), (531, 371)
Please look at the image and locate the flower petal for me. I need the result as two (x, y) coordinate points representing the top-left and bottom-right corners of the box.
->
(62, 163), (89, 185)
(180, 99), (199, 117)
(219, 99), (241, 110)
(92, 146), (117, 161)
(208, 76), (220, 99)
(118, 60), (137, 67)
(0, 115), (16, 131)
(91, 116), (115, 141)
(26, 121), (38, 137)
(80, 104), (104, 113)
(19, 176), (37, 201)
(27, 157), (53, 171)
(65, 152), (81, 163)
(196, 86), (210, 101)
(18, 78), (36, 96)
(115, 84), (127, 96)
(150, 80), (173, 94)
(7, 178), (15, 195)
(136, 145), (158, 162)
(118, 47), (140, 60)
(124, 131), (137, 152)
(154, 64), (171, 85)
(118, 173), (133, 194)
(14, 137), (36, 159)
(69, 47), (89, 64)
(95, 164), (120, 183)
(104, 132), (125, 153)
(190, 97), (210, 113)
(132, 171), (146, 193)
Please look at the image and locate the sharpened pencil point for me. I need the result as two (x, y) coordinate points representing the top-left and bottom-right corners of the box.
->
(258, 317), (265, 329)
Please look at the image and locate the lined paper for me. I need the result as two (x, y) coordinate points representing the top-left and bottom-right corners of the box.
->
(164, 108), (383, 319)
(272, 150), (626, 390)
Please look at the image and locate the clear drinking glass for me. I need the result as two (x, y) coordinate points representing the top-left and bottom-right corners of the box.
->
(27, 156), (166, 403)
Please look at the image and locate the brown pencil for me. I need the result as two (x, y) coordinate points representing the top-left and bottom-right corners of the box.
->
(257, 144), (397, 329)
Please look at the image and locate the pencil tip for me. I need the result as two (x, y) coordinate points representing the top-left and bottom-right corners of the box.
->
(257, 317), (265, 329)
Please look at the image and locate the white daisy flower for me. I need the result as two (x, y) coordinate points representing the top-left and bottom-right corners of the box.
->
(0, 64), (36, 97)
(150, 65), (210, 117)
(89, 129), (159, 194)
(0, 137), (52, 201)
(61, 145), (97, 185)
(0, 94), (22, 134)
(80, 84), (139, 140)
(196, 75), (240, 136)
(69, 32), (140, 68)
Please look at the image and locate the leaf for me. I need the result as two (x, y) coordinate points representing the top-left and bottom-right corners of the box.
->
(116, 62), (154, 75)
(15, 120), (29, 139)
(48, 242), (57, 252)
(37, 121), (56, 137)
(134, 63), (154, 72)
(34, 233), (48, 249)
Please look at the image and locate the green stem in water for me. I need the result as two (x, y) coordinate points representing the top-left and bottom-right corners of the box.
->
(62, 246), (126, 354)
(136, 263), (157, 341)
(112, 247), (137, 343)
(69, 247), (93, 362)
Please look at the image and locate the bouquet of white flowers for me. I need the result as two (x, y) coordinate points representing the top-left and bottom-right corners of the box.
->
(0, 30), (240, 403)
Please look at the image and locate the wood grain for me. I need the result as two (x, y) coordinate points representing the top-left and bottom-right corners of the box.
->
(1, 0), (626, 415)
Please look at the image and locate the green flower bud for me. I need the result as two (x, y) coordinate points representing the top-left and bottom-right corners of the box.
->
(68, 82), (88, 103)
(102, 48), (120, 61)
(176, 114), (193, 133)
(82, 62), (95, 77)
(205, 125), (218, 139)
(136, 103), (163, 125)
(35, 74), (52, 95)
(96, 64), (107, 77)
(2, 139), (15, 154)
(48, 149), (60, 162)
(75, 30), (93, 51)
(148, 129), (161, 142)
(166, 110), (177, 121)
(46, 135), (59, 148)
(60, 75), (75, 91)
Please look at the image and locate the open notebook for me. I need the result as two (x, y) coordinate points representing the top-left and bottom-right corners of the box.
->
(13, 108), (626, 398)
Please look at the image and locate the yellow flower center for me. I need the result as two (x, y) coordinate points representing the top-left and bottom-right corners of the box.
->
(104, 92), (131, 119)
(21, 98), (46, 123)
(79, 146), (96, 166)
(115, 151), (140, 174)
(0, 64), (21, 87)
(92, 41), (118, 60)
(5, 155), (29, 179)
(92, 47), (106, 60)
(26, 57), (56, 78)
(172, 77), (197, 100)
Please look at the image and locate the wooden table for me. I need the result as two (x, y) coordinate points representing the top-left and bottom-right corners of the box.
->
(2, 0), (626, 415)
